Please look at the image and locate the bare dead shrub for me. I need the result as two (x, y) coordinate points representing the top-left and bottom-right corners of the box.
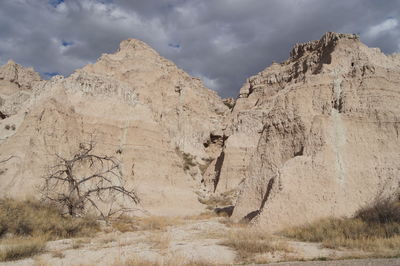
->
(355, 197), (400, 224)
(40, 141), (139, 220)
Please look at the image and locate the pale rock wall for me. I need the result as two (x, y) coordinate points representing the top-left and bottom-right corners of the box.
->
(0, 39), (228, 216)
(228, 32), (400, 231)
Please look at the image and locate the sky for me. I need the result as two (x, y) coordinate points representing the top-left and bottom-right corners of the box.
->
(0, 0), (399, 98)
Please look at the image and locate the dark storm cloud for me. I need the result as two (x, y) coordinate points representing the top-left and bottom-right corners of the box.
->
(0, 0), (399, 97)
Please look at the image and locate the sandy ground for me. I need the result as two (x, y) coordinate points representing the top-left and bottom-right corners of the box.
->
(0, 216), (396, 265)
(264, 258), (400, 266)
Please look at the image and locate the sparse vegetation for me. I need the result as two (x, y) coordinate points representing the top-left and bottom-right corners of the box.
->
(112, 215), (184, 232)
(0, 237), (46, 262)
(182, 152), (196, 171)
(0, 198), (98, 261)
(355, 197), (400, 224)
(116, 255), (212, 266)
(184, 211), (218, 220)
(282, 197), (400, 254)
(221, 227), (291, 261)
(198, 157), (214, 175)
(147, 232), (171, 250)
(175, 147), (197, 171)
(41, 141), (139, 220)
(51, 250), (65, 258)
(0, 198), (98, 240)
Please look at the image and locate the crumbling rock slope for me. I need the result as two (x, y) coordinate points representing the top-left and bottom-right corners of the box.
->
(0, 39), (227, 216)
(222, 32), (400, 230)
(0, 60), (41, 118)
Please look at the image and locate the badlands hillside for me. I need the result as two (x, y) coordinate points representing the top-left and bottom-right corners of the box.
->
(0, 32), (400, 232)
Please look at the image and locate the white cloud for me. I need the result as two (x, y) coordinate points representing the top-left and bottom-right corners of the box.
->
(365, 18), (398, 38)
(0, 0), (399, 97)
(196, 74), (220, 92)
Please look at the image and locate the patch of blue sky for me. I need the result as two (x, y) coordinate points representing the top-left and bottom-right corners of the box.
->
(43, 72), (60, 78)
(49, 0), (64, 8)
(62, 40), (74, 47)
(168, 43), (181, 49)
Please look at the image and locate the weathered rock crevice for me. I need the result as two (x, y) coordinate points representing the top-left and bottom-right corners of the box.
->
(0, 111), (7, 120)
(213, 151), (225, 192)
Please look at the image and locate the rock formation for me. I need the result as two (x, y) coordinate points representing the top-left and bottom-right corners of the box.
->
(0, 39), (227, 216)
(0, 60), (41, 118)
(1, 33), (399, 229)
(215, 32), (400, 231)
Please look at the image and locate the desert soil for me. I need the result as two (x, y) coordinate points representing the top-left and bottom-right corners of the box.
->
(0, 216), (392, 266)
(265, 258), (400, 266)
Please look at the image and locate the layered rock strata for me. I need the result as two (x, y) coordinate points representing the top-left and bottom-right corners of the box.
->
(220, 32), (400, 230)
(0, 39), (227, 216)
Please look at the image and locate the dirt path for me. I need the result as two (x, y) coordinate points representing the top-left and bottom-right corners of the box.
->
(0, 216), (395, 265)
(264, 258), (400, 266)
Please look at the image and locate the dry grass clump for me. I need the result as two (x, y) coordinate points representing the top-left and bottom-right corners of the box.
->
(147, 232), (171, 250)
(219, 217), (248, 228)
(221, 227), (291, 261)
(282, 197), (400, 253)
(0, 237), (46, 261)
(137, 216), (184, 231)
(184, 211), (219, 220)
(116, 255), (212, 266)
(112, 215), (184, 232)
(0, 198), (99, 240)
(0, 198), (99, 261)
(51, 250), (65, 258)
(355, 198), (400, 224)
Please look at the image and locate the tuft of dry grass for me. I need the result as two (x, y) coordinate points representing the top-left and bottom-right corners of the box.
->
(112, 215), (184, 232)
(221, 227), (291, 261)
(0, 198), (99, 240)
(282, 218), (400, 252)
(0, 198), (99, 261)
(147, 232), (171, 250)
(101, 236), (117, 244)
(137, 216), (184, 231)
(51, 250), (65, 258)
(355, 198), (400, 224)
(219, 217), (248, 228)
(0, 237), (46, 262)
(33, 257), (52, 266)
(282, 197), (400, 254)
(112, 216), (137, 233)
(184, 212), (219, 221)
(116, 255), (213, 266)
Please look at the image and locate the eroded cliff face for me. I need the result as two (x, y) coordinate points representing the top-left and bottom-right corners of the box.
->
(1, 33), (399, 226)
(0, 60), (41, 118)
(219, 32), (400, 231)
(0, 39), (227, 216)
